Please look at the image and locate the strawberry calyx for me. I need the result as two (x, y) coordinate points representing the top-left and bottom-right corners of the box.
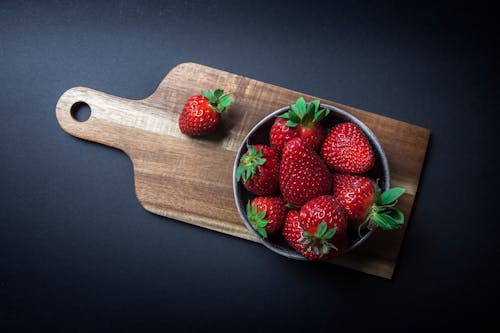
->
(299, 221), (338, 256)
(246, 201), (268, 238)
(201, 89), (232, 113)
(236, 145), (267, 183)
(277, 97), (330, 129)
(358, 183), (406, 236)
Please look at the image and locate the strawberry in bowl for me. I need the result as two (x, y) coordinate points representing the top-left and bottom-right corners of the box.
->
(233, 97), (404, 261)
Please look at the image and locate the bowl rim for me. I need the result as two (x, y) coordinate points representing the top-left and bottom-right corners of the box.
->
(232, 103), (390, 261)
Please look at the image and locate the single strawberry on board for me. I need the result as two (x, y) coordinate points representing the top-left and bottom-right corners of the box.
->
(246, 196), (287, 238)
(320, 122), (375, 174)
(332, 173), (406, 234)
(270, 97), (330, 151)
(279, 138), (332, 207)
(236, 145), (280, 196)
(178, 89), (231, 136)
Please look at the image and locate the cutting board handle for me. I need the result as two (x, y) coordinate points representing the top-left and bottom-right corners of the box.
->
(55, 86), (140, 151)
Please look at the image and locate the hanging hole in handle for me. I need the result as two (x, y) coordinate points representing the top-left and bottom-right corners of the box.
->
(70, 102), (92, 122)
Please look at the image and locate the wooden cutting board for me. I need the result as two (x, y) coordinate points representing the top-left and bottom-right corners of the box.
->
(55, 62), (430, 279)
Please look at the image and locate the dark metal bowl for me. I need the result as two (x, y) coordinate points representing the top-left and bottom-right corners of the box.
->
(232, 103), (390, 260)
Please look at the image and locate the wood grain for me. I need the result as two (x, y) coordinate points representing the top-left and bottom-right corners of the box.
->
(55, 62), (430, 279)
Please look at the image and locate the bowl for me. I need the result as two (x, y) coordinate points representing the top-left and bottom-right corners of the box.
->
(232, 103), (390, 260)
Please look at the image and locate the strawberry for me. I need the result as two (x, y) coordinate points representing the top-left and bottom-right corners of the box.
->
(178, 89), (231, 136)
(279, 137), (332, 207)
(269, 118), (299, 151)
(270, 97), (330, 151)
(299, 195), (347, 242)
(320, 122), (375, 174)
(282, 210), (324, 260)
(282, 209), (347, 260)
(246, 196), (287, 238)
(332, 174), (406, 234)
(236, 145), (280, 196)
(332, 174), (375, 224)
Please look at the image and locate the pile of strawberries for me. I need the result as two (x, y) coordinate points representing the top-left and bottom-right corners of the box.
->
(176, 90), (404, 260)
(236, 97), (405, 260)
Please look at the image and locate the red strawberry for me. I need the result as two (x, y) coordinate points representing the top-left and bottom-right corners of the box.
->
(320, 122), (375, 174)
(332, 174), (406, 233)
(246, 196), (287, 238)
(282, 209), (347, 260)
(236, 145), (280, 196)
(333, 174), (375, 225)
(282, 210), (324, 260)
(178, 89), (231, 136)
(270, 97), (330, 151)
(299, 195), (347, 241)
(269, 118), (298, 151)
(279, 137), (332, 207)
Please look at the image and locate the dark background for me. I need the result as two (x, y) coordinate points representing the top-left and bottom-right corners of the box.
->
(1, 0), (499, 331)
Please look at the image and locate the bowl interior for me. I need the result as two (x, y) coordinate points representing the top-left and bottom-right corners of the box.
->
(233, 104), (390, 260)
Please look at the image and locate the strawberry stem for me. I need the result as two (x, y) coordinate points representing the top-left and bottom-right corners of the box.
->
(299, 222), (338, 256)
(201, 89), (232, 113)
(236, 145), (267, 184)
(359, 184), (407, 235)
(277, 97), (330, 128)
(246, 201), (268, 238)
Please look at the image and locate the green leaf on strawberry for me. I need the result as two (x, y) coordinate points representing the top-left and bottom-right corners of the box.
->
(324, 227), (337, 239)
(213, 89), (224, 99)
(372, 214), (395, 230)
(201, 89), (232, 113)
(236, 145), (267, 183)
(298, 221), (338, 255)
(246, 201), (268, 238)
(219, 94), (232, 107)
(380, 187), (406, 205)
(357, 184), (407, 236)
(277, 96), (330, 128)
(383, 207), (405, 225)
(292, 97), (307, 118)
